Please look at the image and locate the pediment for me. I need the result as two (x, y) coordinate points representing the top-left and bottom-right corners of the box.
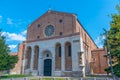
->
(28, 10), (75, 28)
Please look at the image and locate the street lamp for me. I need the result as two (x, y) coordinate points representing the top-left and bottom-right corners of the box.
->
(103, 28), (115, 80)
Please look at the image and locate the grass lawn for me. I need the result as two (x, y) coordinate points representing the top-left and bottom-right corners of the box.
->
(42, 78), (67, 80)
(0, 74), (30, 79)
(0, 75), (68, 80)
(0, 75), (115, 80)
(55, 78), (67, 80)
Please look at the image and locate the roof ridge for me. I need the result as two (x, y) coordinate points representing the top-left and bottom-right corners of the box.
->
(47, 10), (76, 15)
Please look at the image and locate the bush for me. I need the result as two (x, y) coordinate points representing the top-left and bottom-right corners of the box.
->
(105, 64), (120, 77)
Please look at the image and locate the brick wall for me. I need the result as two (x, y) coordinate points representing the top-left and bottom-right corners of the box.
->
(91, 48), (108, 74)
(10, 52), (18, 74)
(10, 42), (26, 74)
(27, 10), (76, 42)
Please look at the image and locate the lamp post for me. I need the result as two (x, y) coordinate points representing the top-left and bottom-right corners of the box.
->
(103, 28), (115, 80)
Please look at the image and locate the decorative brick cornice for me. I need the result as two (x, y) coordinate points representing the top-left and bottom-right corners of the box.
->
(26, 32), (80, 43)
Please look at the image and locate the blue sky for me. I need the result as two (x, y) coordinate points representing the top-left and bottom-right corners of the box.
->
(0, 0), (119, 52)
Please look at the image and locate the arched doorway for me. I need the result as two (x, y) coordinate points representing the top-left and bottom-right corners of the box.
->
(44, 59), (52, 76)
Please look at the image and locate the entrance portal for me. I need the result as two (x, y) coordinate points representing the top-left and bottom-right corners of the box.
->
(44, 59), (52, 76)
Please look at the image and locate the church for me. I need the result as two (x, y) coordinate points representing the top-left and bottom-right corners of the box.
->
(10, 10), (108, 77)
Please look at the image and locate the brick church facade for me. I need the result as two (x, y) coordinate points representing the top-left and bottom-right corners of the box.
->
(10, 10), (108, 77)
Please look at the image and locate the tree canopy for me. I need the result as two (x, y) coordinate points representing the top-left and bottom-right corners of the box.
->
(0, 30), (10, 54)
(0, 30), (18, 72)
(105, 5), (120, 77)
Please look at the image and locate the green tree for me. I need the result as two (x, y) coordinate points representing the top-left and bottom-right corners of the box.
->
(0, 29), (10, 54)
(105, 5), (120, 77)
(0, 30), (18, 73)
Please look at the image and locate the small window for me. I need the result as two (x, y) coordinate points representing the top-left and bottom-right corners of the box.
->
(38, 24), (41, 27)
(59, 32), (62, 36)
(59, 19), (63, 23)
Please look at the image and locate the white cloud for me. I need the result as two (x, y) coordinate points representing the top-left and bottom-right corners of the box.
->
(3, 32), (26, 41)
(102, 35), (106, 40)
(95, 36), (104, 48)
(0, 15), (2, 23)
(21, 30), (27, 35)
(2, 30), (26, 52)
(1, 32), (7, 36)
(7, 18), (13, 24)
(8, 45), (17, 50)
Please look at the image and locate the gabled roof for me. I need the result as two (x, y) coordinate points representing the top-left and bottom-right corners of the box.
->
(48, 10), (76, 16)
(28, 10), (75, 28)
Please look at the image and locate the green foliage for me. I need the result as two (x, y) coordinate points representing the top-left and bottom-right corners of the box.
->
(113, 64), (120, 77)
(108, 11), (120, 63)
(105, 64), (120, 77)
(0, 30), (18, 72)
(104, 5), (120, 77)
(0, 31), (10, 54)
(0, 74), (30, 79)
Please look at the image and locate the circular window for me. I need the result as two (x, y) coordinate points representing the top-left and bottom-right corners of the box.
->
(45, 25), (55, 37)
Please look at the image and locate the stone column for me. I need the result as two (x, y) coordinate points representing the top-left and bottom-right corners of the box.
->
(51, 48), (55, 76)
(71, 41), (79, 71)
(80, 37), (85, 77)
(61, 43), (65, 71)
(22, 47), (27, 74)
(30, 46), (34, 71)
(38, 49), (43, 76)
(80, 37), (84, 52)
